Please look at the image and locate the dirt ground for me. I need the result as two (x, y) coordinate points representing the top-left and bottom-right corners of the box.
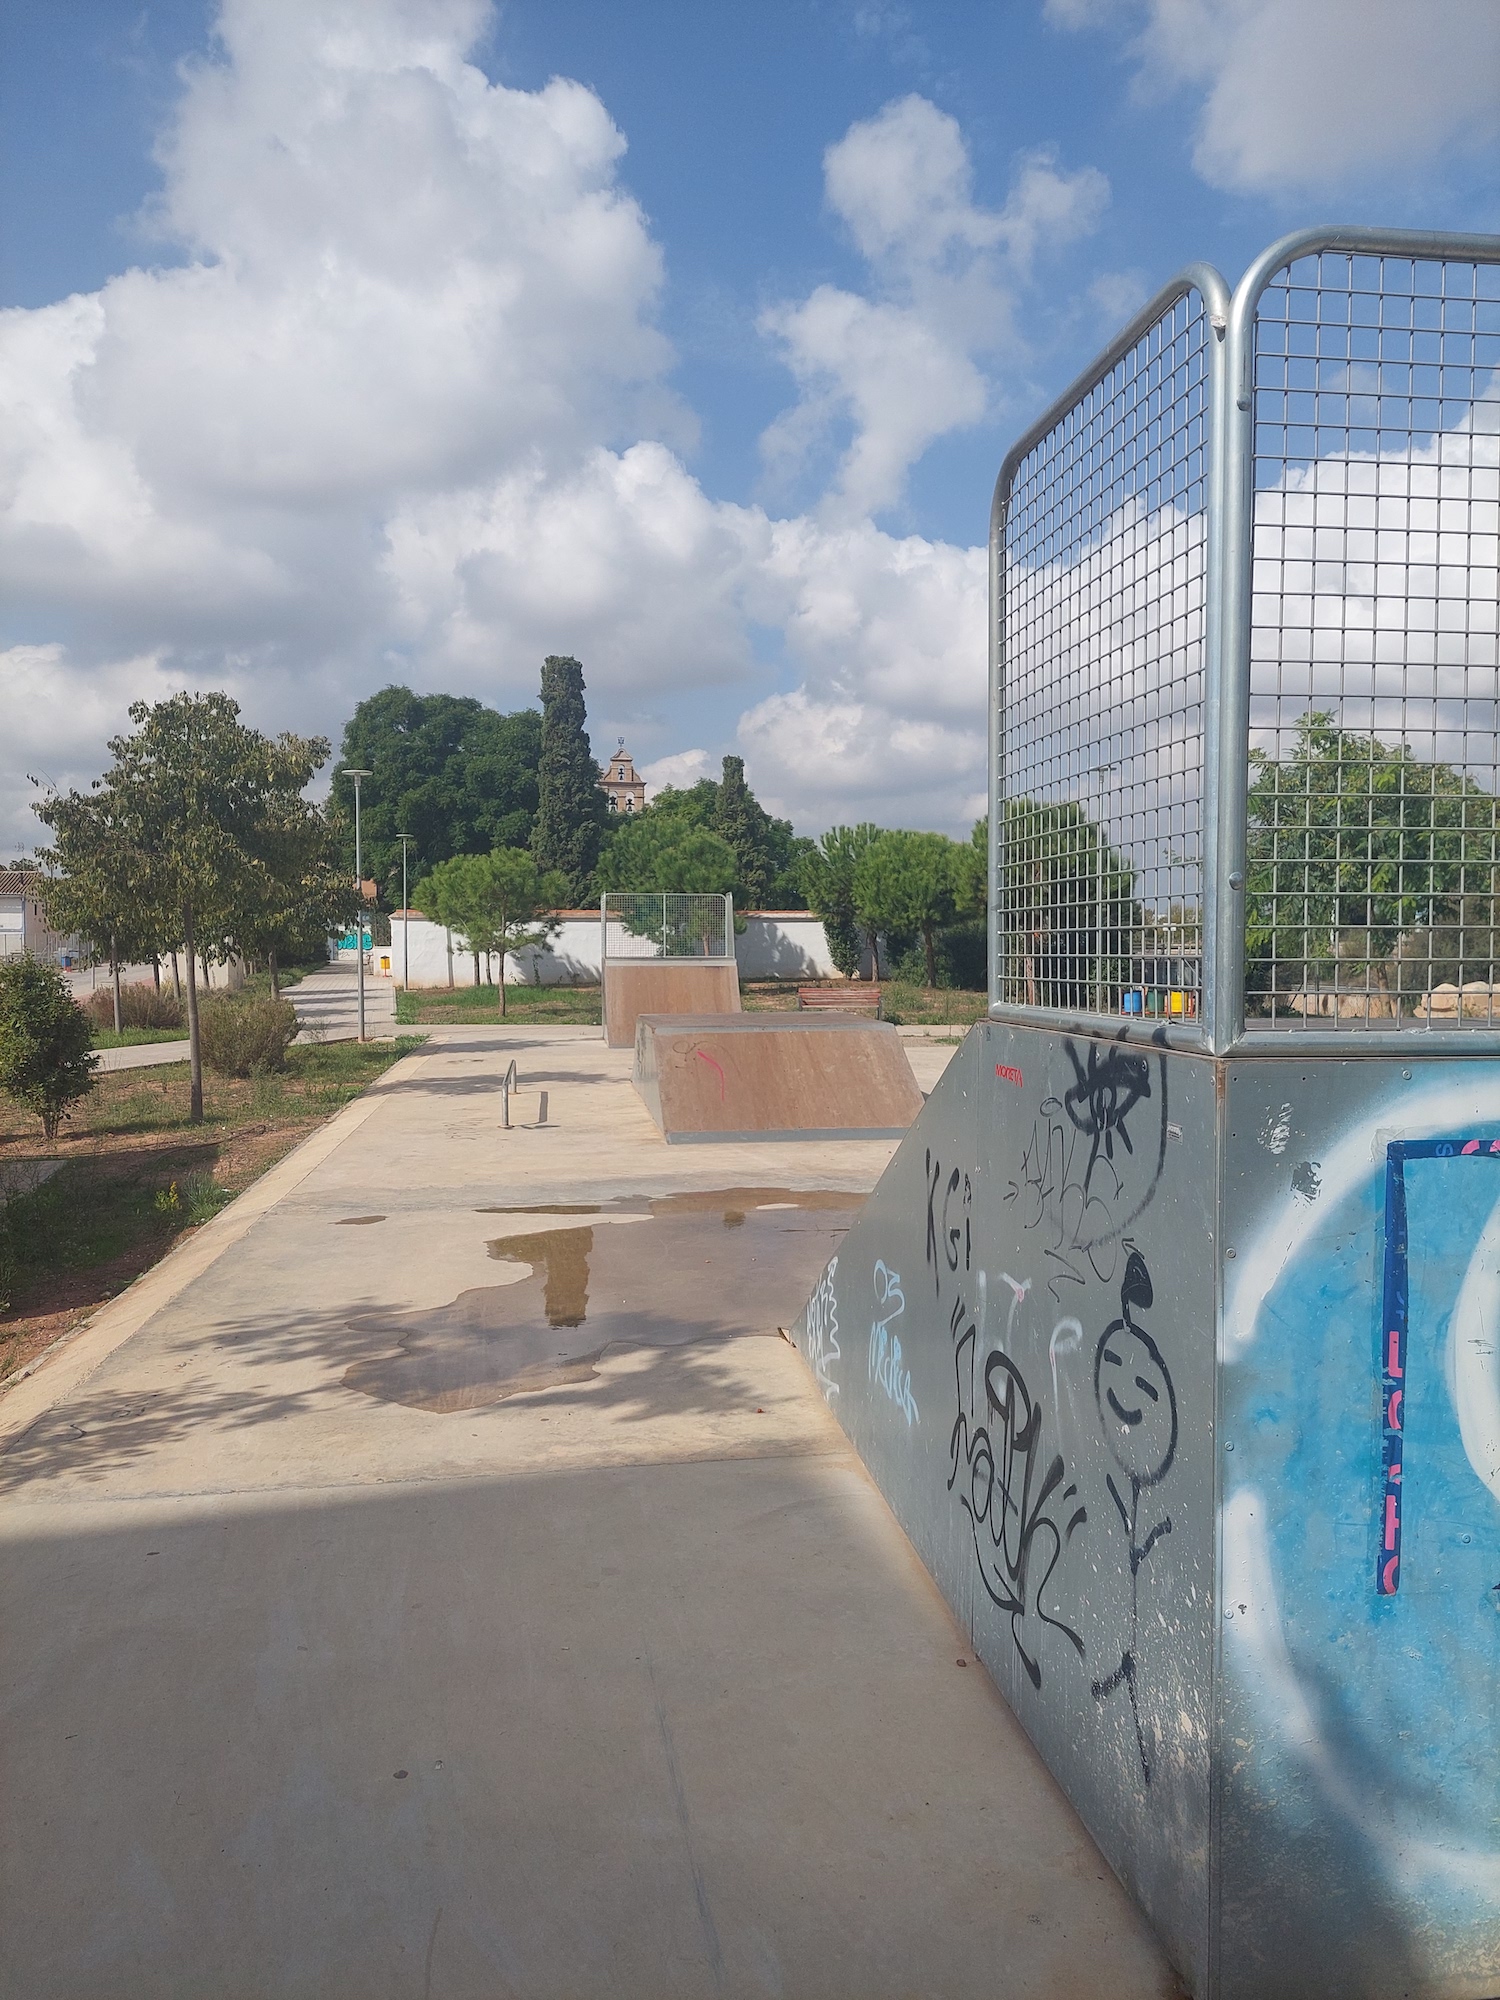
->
(0, 1044), (414, 1386)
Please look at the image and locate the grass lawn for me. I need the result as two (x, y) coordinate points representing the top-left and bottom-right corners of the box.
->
(91, 1024), (191, 1049)
(394, 976), (986, 1030)
(397, 983), (601, 1026)
(81, 963), (310, 1048)
(0, 1036), (424, 1386)
(740, 979), (986, 1027)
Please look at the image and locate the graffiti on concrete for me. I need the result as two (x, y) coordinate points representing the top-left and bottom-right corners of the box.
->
(925, 1146), (972, 1299)
(1089, 1247), (1177, 1786)
(947, 1264), (1087, 1689)
(803, 1255), (841, 1403)
(1008, 1040), (1169, 1301)
(868, 1260), (918, 1425)
(1378, 1135), (1500, 1594)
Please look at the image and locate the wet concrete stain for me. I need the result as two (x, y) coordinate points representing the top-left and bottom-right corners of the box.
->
(336, 1215), (387, 1226)
(342, 1188), (864, 1413)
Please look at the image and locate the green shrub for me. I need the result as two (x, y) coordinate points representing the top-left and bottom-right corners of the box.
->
(198, 994), (299, 1078)
(81, 983), (184, 1031)
(0, 956), (97, 1141)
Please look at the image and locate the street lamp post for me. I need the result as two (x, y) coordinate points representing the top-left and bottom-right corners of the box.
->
(396, 833), (415, 992)
(345, 768), (372, 1043)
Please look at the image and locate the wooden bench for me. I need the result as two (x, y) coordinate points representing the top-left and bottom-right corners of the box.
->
(796, 984), (882, 1018)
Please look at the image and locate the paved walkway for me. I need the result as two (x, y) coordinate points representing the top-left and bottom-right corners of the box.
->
(292, 960), (397, 1042)
(0, 1029), (1174, 1999)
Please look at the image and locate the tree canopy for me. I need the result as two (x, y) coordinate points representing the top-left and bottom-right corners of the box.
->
(997, 799), (1138, 1012)
(413, 848), (568, 1017)
(851, 830), (969, 987)
(36, 692), (332, 1123)
(798, 823), (882, 977)
(0, 954), (96, 1142)
(599, 756), (809, 910)
(1246, 712), (1499, 1008)
(335, 686), (542, 905)
(532, 656), (609, 903)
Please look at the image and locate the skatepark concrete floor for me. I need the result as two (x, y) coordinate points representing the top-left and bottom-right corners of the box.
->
(0, 1026), (1180, 2000)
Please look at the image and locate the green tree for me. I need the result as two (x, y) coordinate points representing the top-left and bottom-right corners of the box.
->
(853, 830), (967, 987)
(712, 755), (778, 907)
(33, 781), (170, 1031)
(233, 796), (355, 996)
(799, 824), (882, 978)
(38, 693), (330, 1125)
(414, 849), (567, 1018)
(595, 818), (739, 896)
(998, 800), (1137, 1011)
(0, 955), (96, 1141)
(1246, 712), (1499, 1010)
(334, 687), (541, 904)
(600, 758), (808, 911)
(531, 656), (609, 902)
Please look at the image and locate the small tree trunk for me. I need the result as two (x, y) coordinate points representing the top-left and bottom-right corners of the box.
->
(498, 935), (507, 1020)
(183, 906), (203, 1125)
(152, 955), (161, 993)
(170, 951), (182, 999)
(269, 947), (279, 1000)
(923, 923), (937, 989)
(110, 935), (122, 1034)
(445, 929), (454, 988)
(472, 951), (480, 987)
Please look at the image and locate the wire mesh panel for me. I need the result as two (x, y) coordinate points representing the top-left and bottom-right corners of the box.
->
(1244, 249), (1500, 1031)
(994, 284), (1218, 1030)
(601, 892), (733, 962)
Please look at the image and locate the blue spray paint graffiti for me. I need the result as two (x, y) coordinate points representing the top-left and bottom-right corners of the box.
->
(1378, 1135), (1500, 1594)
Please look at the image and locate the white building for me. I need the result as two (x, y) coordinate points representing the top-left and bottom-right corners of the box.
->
(0, 871), (72, 965)
(378, 909), (853, 987)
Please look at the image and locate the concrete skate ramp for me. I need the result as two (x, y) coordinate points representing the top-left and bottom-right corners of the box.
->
(634, 1013), (924, 1142)
(604, 960), (741, 1049)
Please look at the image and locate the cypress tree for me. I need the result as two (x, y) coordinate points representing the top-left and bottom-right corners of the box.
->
(712, 755), (775, 910)
(531, 656), (609, 902)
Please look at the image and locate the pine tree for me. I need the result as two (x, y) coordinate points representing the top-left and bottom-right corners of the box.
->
(712, 755), (774, 909)
(531, 656), (608, 902)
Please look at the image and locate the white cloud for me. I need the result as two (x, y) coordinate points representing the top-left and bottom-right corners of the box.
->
(1046, 0), (1500, 192)
(758, 96), (1107, 520)
(640, 748), (715, 799)
(0, 9), (1030, 851)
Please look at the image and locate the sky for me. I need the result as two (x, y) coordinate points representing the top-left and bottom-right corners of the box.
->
(1, 0), (1497, 853)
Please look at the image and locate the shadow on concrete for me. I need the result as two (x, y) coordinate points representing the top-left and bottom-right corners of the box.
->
(0, 1458), (1181, 1999)
(0, 1335), (796, 1492)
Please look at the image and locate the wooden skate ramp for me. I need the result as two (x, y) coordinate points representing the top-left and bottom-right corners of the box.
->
(604, 961), (741, 1049)
(634, 1013), (924, 1142)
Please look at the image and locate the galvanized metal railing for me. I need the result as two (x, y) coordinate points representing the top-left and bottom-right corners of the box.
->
(990, 225), (1500, 1053)
(599, 892), (734, 965)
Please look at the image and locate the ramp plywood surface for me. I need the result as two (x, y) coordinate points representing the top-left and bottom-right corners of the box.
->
(634, 1014), (924, 1141)
(604, 961), (740, 1049)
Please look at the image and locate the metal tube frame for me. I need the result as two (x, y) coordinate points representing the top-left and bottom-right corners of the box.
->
(990, 226), (1500, 1056)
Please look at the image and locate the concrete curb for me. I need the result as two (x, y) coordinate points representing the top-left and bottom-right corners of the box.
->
(0, 1049), (429, 1448)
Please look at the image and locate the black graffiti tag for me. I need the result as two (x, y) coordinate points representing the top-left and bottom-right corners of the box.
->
(1089, 1248), (1177, 1786)
(925, 1147), (971, 1299)
(949, 1291), (1086, 1690)
(1007, 1042), (1169, 1302)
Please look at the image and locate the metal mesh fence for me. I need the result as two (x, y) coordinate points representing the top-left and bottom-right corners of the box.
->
(1244, 249), (1500, 1031)
(601, 892), (733, 962)
(995, 287), (1213, 1024)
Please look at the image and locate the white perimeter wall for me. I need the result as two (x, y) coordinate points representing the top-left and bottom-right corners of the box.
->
(378, 911), (851, 987)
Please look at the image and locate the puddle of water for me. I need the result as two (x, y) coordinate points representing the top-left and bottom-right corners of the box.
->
(335, 1215), (387, 1226)
(343, 1188), (864, 1414)
(487, 1228), (592, 1327)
